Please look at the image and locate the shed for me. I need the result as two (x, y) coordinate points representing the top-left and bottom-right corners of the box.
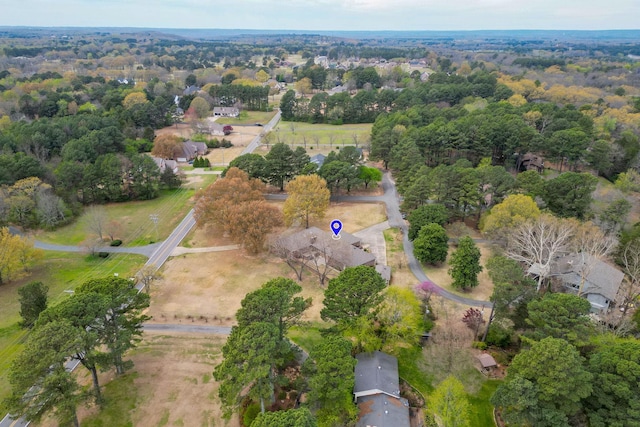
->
(477, 353), (498, 376)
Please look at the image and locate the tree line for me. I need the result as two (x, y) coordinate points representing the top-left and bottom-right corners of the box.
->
(280, 71), (509, 124)
(208, 84), (270, 111)
(227, 143), (382, 196)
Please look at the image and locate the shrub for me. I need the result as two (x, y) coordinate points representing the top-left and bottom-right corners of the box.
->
(472, 341), (488, 350)
(110, 239), (122, 246)
(242, 403), (261, 427)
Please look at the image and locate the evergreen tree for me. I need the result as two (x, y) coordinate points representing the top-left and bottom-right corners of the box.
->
(448, 236), (482, 290)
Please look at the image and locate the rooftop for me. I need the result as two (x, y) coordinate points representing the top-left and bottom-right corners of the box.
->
(354, 351), (400, 398)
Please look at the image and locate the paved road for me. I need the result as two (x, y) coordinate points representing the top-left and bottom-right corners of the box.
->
(376, 173), (493, 308)
(241, 109), (281, 155)
(143, 209), (196, 274)
(353, 221), (389, 266)
(143, 323), (232, 334)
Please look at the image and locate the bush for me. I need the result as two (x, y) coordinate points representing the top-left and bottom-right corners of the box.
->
(206, 138), (233, 149)
(242, 403), (261, 427)
(472, 341), (488, 350)
(110, 239), (122, 246)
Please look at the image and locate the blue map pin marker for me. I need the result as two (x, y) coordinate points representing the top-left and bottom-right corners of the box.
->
(330, 220), (343, 239)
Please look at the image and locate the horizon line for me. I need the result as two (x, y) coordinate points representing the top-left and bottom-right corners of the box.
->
(1, 25), (640, 33)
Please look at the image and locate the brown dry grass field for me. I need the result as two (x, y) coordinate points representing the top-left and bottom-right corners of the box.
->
(41, 333), (236, 427)
(423, 242), (495, 302)
(151, 201), (387, 325)
(183, 201), (387, 249)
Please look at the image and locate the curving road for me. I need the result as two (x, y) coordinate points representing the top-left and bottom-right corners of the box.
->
(268, 173), (492, 308)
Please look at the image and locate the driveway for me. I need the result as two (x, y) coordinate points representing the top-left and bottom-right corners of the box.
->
(353, 221), (390, 266)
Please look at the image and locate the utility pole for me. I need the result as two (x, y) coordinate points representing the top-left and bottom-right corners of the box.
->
(149, 213), (159, 241)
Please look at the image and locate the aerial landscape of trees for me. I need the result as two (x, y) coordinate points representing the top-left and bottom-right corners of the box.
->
(2, 25), (640, 427)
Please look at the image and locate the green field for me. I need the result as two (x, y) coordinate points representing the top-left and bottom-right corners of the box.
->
(0, 251), (147, 413)
(268, 122), (372, 150)
(216, 110), (277, 125)
(38, 175), (216, 247)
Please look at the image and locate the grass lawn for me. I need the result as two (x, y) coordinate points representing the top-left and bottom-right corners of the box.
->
(0, 251), (147, 412)
(81, 372), (139, 427)
(397, 346), (433, 397)
(264, 122), (372, 150)
(467, 379), (501, 427)
(288, 324), (325, 353)
(215, 110), (277, 125)
(37, 176), (215, 247)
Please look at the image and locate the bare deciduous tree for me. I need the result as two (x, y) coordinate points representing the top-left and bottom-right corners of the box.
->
(136, 264), (163, 293)
(425, 300), (474, 382)
(351, 133), (360, 148)
(86, 206), (108, 241)
(36, 189), (65, 228)
(328, 134), (336, 148)
(618, 240), (640, 316)
(270, 235), (307, 281)
(505, 214), (575, 291)
(104, 220), (124, 242)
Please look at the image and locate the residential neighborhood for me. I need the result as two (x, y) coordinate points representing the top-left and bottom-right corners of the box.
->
(1, 14), (640, 427)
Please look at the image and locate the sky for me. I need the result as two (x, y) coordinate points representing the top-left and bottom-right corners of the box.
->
(2, 0), (639, 31)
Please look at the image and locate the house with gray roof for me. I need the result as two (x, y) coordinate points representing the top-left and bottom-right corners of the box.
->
(180, 140), (208, 161)
(275, 226), (375, 272)
(354, 351), (410, 427)
(151, 157), (179, 174)
(183, 85), (200, 96)
(310, 153), (326, 168)
(550, 253), (625, 312)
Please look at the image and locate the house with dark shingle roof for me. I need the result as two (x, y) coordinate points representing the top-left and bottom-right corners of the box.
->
(550, 253), (625, 312)
(354, 351), (410, 427)
(275, 227), (375, 271)
(180, 141), (208, 161)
